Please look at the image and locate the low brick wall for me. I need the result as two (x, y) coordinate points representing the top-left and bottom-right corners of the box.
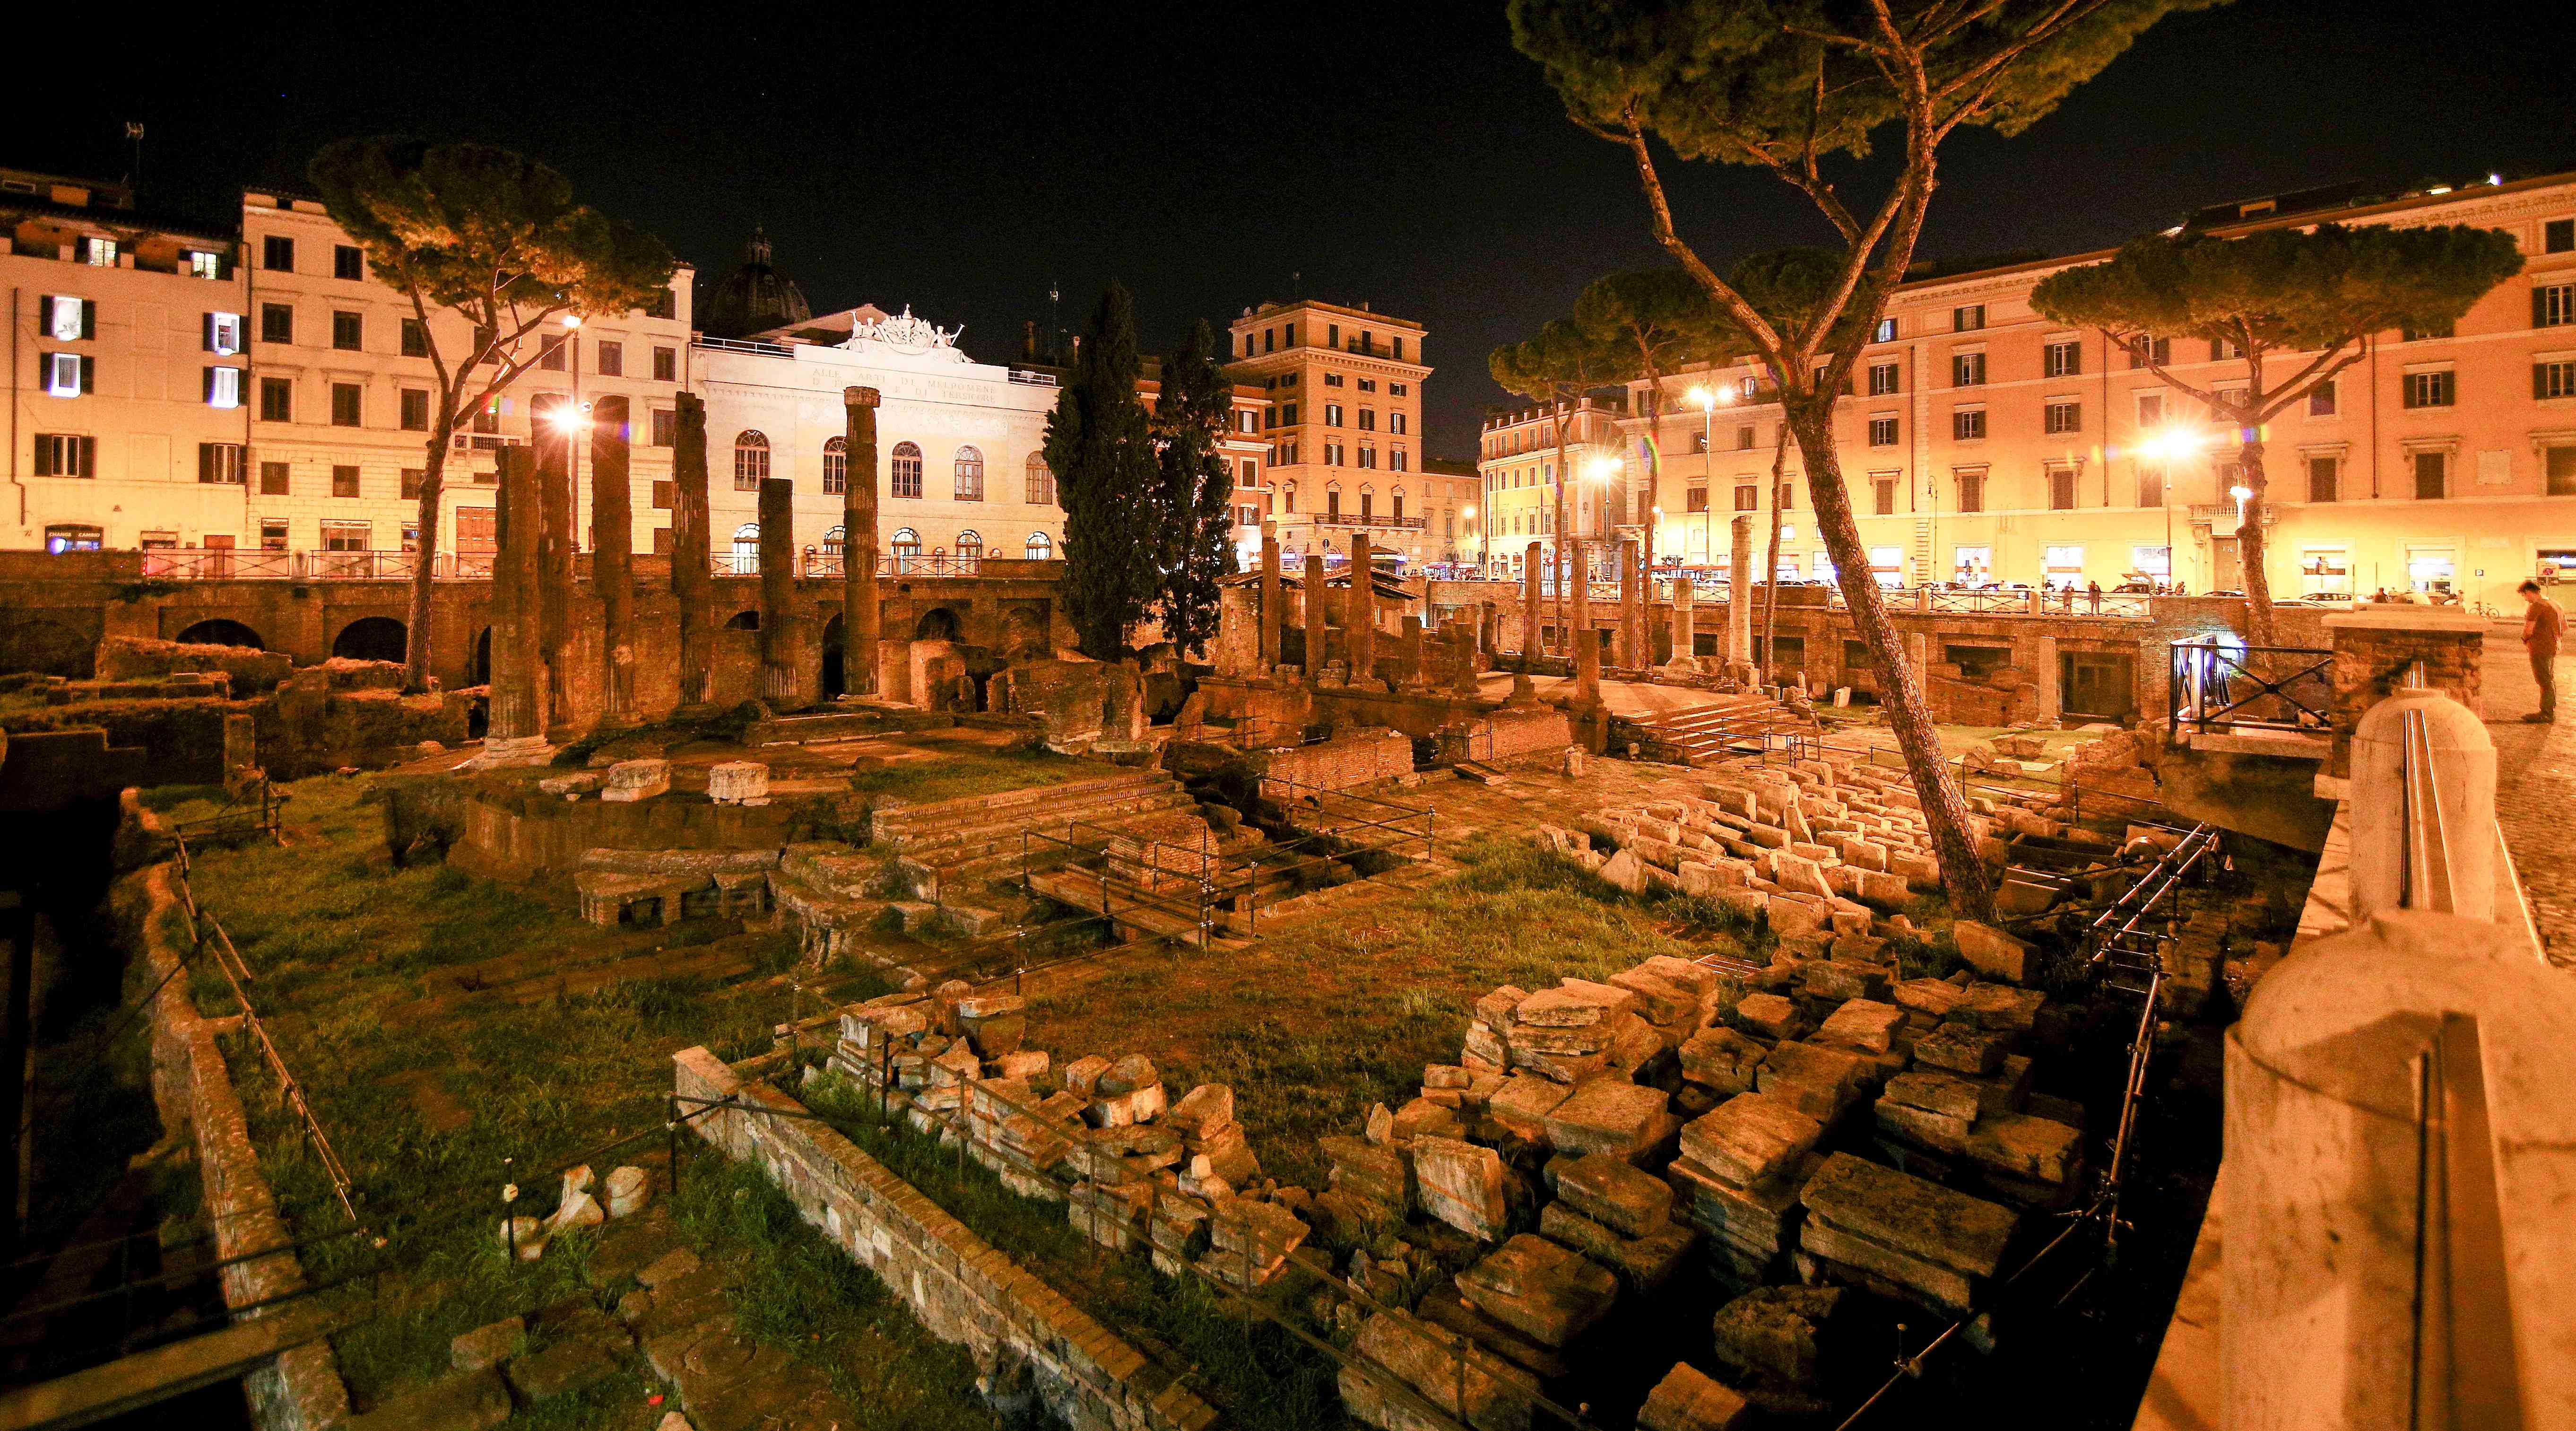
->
(1255, 728), (1414, 795)
(672, 1049), (1216, 1431)
(1478, 706), (1571, 764)
(115, 802), (349, 1431)
(2324, 609), (2487, 777)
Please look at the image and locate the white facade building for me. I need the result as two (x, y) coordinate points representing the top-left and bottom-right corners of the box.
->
(692, 305), (1065, 571)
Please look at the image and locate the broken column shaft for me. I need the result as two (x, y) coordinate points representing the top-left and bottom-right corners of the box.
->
(843, 387), (882, 698)
(758, 476), (799, 707)
(1346, 533), (1377, 686)
(671, 393), (714, 712)
(589, 395), (636, 729)
(538, 425), (577, 740)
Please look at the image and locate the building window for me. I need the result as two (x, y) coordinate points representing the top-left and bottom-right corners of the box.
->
(1025, 532), (1052, 560)
(2548, 447), (2576, 497)
(596, 340), (623, 377)
(401, 318), (427, 357)
(2047, 465), (2077, 510)
(1873, 478), (1897, 515)
(261, 303), (293, 344)
(2307, 380), (2338, 417)
(400, 467), (424, 500)
(2045, 401), (2081, 435)
(1358, 409), (1377, 432)
(653, 345), (676, 382)
(2137, 465), (2166, 507)
(331, 243), (362, 280)
(187, 250), (222, 279)
(332, 311), (362, 351)
(42, 353), (90, 397)
(2400, 319), (2455, 343)
(957, 530), (983, 561)
(322, 520), (369, 551)
(1953, 305), (1985, 332)
(1390, 412), (1407, 435)
(330, 383), (363, 427)
(205, 366), (244, 408)
(2411, 451), (2447, 499)
(400, 388), (429, 430)
(2539, 360), (2576, 401)
(1027, 453), (1056, 505)
(889, 527), (920, 560)
(260, 519), (289, 550)
(653, 480), (674, 510)
(1685, 486), (1708, 513)
(1736, 425), (1756, 451)
(650, 409), (676, 447)
(1873, 317), (1897, 343)
(261, 235), (294, 271)
(2212, 336), (2242, 361)
(205, 311), (244, 354)
(890, 442), (923, 498)
(2307, 455), (2340, 502)
(2137, 392), (2167, 427)
(260, 462), (290, 496)
(260, 379), (291, 422)
(42, 295), (94, 341)
(1282, 402), (1298, 425)
(1326, 403), (1344, 427)
(2403, 371), (2455, 408)
(332, 464), (362, 498)
(1951, 352), (1986, 387)
(1952, 409), (1986, 441)
(33, 434), (95, 478)
(2043, 340), (2082, 378)
(1867, 362), (1899, 396)
(733, 431), (770, 489)
(1956, 471), (1986, 513)
(954, 445), (985, 500)
(539, 332), (568, 371)
(1390, 448), (1408, 471)
(1860, 416), (1895, 448)
(2128, 336), (2171, 369)
(815, 436), (847, 495)
(2548, 218), (2576, 254)
(1734, 484), (1758, 511)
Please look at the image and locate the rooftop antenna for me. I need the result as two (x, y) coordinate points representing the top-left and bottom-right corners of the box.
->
(1048, 279), (1061, 362)
(124, 121), (144, 194)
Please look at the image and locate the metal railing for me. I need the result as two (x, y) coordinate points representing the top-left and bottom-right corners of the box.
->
(143, 549), (495, 580)
(2168, 637), (2335, 735)
(714, 551), (1000, 579)
(1313, 513), (1429, 530)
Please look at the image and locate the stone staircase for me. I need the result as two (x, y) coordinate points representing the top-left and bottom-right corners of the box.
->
(870, 769), (1209, 903)
(1637, 694), (1807, 766)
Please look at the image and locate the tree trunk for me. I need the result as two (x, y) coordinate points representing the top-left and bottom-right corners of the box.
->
(402, 421), (454, 691)
(1785, 398), (1995, 922)
(1761, 428), (1787, 687)
(2235, 418), (2277, 651)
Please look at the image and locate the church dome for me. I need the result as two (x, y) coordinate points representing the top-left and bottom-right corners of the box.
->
(699, 227), (811, 339)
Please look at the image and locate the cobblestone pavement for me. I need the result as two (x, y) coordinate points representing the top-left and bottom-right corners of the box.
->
(2480, 628), (2576, 969)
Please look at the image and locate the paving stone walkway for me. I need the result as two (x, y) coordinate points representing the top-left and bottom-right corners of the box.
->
(2479, 628), (2576, 969)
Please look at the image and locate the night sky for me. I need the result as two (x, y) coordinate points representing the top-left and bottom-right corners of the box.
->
(23, 0), (2576, 455)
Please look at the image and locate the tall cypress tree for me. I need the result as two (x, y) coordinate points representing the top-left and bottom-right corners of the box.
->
(1153, 320), (1239, 657)
(1044, 284), (1161, 659)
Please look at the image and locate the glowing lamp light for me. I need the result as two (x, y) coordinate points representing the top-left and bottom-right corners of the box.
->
(548, 402), (592, 434)
(2229, 485), (2254, 502)
(2136, 427), (2205, 463)
(1687, 385), (1716, 412)
(1462, 504), (1476, 519)
(1587, 456), (1624, 483)
(561, 314), (583, 329)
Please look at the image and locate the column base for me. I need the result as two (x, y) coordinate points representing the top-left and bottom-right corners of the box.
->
(463, 734), (557, 770)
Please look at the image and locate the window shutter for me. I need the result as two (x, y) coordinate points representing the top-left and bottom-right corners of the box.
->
(2541, 364), (2553, 402)
(2538, 288), (2549, 328)
(79, 437), (96, 474)
(198, 443), (214, 482)
(79, 356), (95, 394)
(204, 312), (217, 351)
(204, 366), (216, 402)
(81, 299), (97, 339)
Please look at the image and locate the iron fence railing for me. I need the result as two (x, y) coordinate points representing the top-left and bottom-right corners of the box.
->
(2168, 637), (2334, 735)
(142, 549), (496, 580)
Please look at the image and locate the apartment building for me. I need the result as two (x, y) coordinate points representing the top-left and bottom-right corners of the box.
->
(240, 189), (693, 565)
(1475, 394), (1631, 577)
(1419, 457), (1482, 567)
(1227, 299), (1437, 565)
(1623, 169), (2576, 608)
(3, 168), (260, 554)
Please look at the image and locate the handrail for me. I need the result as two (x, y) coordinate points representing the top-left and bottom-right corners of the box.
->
(140, 549), (496, 580)
(2168, 637), (2335, 735)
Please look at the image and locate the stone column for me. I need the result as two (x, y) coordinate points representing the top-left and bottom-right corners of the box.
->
(1575, 596), (1602, 703)
(1346, 533), (1377, 687)
(1672, 577), (1695, 666)
(538, 424), (578, 741)
(1573, 539), (1594, 676)
(1621, 538), (1644, 668)
(842, 387), (881, 698)
(1399, 614), (1424, 688)
(1478, 600), (1497, 670)
(2032, 633), (2062, 726)
(590, 395), (637, 729)
(757, 476), (799, 708)
(1302, 552), (1327, 678)
(1728, 515), (1753, 665)
(671, 393), (714, 712)
(1258, 525), (1283, 672)
(1520, 544), (1542, 656)
(475, 446), (550, 765)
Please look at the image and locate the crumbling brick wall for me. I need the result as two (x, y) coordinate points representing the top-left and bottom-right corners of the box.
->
(94, 635), (293, 693)
(1256, 729), (1413, 794)
(1479, 707), (1571, 764)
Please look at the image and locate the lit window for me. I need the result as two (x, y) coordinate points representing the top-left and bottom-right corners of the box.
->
(205, 366), (243, 408)
(891, 442), (923, 498)
(207, 311), (243, 355)
(1024, 532), (1052, 560)
(83, 237), (118, 267)
(187, 251), (221, 279)
(823, 437), (848, 494)
(43, 353), (86, 397)
(954, 445), (985, 500)
(43, 295), (90, 342)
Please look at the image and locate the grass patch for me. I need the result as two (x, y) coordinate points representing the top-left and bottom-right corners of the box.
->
(847, 747), (1095, 806)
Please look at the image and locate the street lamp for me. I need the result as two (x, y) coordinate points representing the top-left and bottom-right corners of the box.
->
(1586, 455), (1622, 586)
(2135, 425), (2205, 591)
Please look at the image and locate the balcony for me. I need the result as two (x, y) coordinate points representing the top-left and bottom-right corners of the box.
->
(141, 549), (494, 580)
(1312, 512), (1427, 531)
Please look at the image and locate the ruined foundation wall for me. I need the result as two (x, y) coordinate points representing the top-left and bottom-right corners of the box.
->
(673, 1049), (1218, 1431)
(113, 800), (350, 1431)
(1255, 729), (1415, 794)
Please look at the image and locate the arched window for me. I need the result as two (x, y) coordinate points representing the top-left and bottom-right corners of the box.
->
(822, 524), (845, 557)
(822, 436), (848, 495)
(1282, 481), (1296, 513)
(1392, 486), (1405, 523)
(953, 445), (984, 500)
(732, 431), (769, 490)
(1025, 452), (1055, 506)
(891, 442), (923, 499)
(890, 527), (921, 570)
(956, 530), (983, 562)
(1025, 532), (1053, 560)
(730, 521), (760, 574)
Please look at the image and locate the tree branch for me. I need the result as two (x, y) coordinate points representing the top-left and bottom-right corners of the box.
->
(1618, 111), (1789, 368)
(2253, 338), (2370, 424)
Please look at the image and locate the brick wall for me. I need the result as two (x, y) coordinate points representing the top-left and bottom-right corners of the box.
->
(1477, 707), (1571, 764)
(673, 1049), (1217, 1431)
(1255, 729), (1414, 796)
(2324, 610), (2488, 777)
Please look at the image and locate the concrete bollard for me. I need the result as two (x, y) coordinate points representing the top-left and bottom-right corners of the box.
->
(2349, 681), (2498, 924)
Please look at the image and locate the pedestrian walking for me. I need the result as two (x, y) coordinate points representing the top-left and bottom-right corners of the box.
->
(2519, 578), (2564, 723)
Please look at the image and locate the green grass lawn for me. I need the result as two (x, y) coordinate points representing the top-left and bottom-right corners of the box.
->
(157, 774), (997, 1427)
(845, 744), (1101, 805)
